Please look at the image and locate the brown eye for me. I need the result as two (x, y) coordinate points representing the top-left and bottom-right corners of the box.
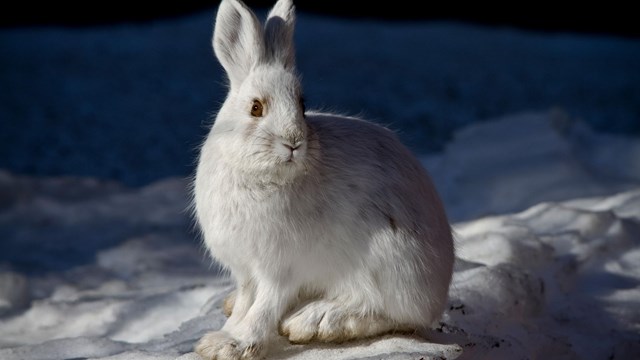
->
(251, 99), (264, 117)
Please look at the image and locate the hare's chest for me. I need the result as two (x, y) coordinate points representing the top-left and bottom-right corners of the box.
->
(198, 184), (308, 262)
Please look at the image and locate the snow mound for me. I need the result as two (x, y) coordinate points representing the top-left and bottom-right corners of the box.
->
(445, 188), (640, 359)
(424, 109), (640, 221)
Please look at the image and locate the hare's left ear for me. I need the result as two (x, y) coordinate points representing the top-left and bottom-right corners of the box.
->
(213, 0), (264, 90)
(264, 0), (296, 69)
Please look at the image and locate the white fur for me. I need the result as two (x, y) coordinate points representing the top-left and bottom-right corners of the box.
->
(193, 0), (455, 359)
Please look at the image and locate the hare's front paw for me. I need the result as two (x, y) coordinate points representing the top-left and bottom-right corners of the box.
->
(195, 331), (265, 360)
(279, 300), (399, 344)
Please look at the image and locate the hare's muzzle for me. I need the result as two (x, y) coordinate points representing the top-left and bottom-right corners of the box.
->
(276, 136), (306, 163)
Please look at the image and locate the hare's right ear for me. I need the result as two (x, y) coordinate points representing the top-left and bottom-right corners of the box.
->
(213, 0), (264, 90)
(264, 0), (296, 69)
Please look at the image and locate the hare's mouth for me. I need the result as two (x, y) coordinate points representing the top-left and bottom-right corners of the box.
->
(275, 140), (307, 164)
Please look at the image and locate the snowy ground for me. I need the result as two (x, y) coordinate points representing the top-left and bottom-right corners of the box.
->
(1, 4), (640, 360)
(1, 110), (640, 360)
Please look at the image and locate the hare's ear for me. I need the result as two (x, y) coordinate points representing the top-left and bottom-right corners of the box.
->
(213, 0), (264, 89)
(264, 0), (296, 69)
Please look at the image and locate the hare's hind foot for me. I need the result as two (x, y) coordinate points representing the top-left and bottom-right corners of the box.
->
(279, 300), (412, 344)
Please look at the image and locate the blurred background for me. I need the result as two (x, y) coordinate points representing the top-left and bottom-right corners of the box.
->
(1, 0), (639, 186)
(3, 1), (638, 37)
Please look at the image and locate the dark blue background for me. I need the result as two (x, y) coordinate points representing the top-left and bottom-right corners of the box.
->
(1, 1), (639, 186)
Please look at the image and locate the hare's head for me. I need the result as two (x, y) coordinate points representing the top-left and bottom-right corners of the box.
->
(211, 0), (314, 183)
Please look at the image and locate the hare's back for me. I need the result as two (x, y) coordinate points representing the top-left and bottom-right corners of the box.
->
(306, 112), (450, 243)
(306, 112), (426, 177)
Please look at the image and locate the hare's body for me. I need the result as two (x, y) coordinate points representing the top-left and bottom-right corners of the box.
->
(196, 112), (452, 322)
(194, 1), (454, 359)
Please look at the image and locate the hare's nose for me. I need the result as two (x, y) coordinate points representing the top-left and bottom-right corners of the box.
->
(284, 141), (302, 151)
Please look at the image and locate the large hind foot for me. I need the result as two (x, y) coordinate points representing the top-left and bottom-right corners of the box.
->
(279, 300), (411, 344)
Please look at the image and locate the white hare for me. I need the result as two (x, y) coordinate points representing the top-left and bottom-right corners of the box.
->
(193, 0), (455, 359)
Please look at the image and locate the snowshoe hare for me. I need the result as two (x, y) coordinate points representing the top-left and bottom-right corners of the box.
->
(193, 0), (454, 358)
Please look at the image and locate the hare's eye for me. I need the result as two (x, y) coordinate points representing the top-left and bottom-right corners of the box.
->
(251, 99), (264, 117)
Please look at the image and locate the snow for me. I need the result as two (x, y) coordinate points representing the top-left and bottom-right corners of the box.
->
(1, 5), (640, 360)
(424, 109), (640, 221)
